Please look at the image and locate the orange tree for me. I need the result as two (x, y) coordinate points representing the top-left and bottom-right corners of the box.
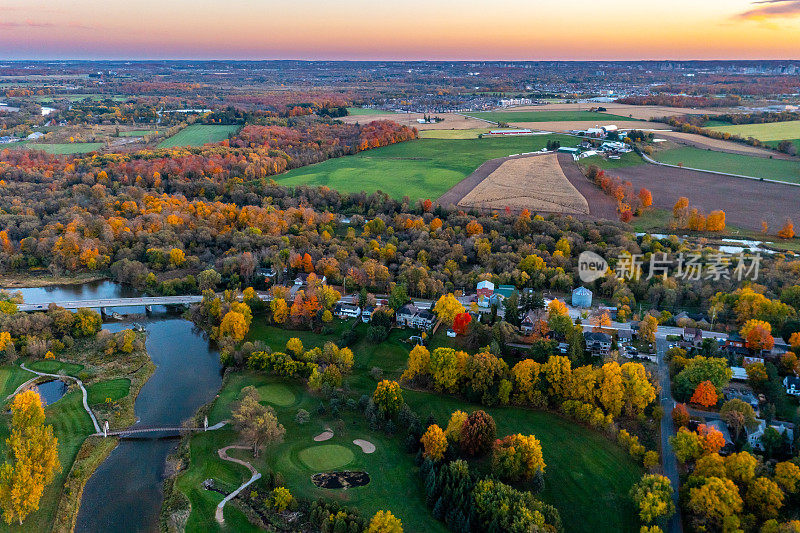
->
(690, 381), (719, 409)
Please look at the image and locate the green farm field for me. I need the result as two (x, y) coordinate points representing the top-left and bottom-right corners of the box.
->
(157, 124), (241, 148)
(275, 134), (575, 200)
(464, 110), (636, 123)
(653, 146), (800, 183)
(580, 152), (645, 169)
(18, 142), (104, 154)
(118, 130), (159, 137)
(346, 107), (393, 116)
(704, 120), (800, 141)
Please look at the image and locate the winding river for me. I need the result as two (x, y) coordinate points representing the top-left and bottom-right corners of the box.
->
(8, 281), (223, 532)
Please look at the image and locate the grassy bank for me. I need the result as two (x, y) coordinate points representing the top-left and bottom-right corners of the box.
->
(652, 146), (800, 183)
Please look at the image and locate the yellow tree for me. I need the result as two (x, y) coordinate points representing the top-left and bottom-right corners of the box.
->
(492, 434), (545, 481)
(401, 345), (431, 381)
(775, 462), (800, 494)
(547, 299), (569, 318)
(444, 410), (468, 442)
(620, 362), (656, 416)
(687, 477), (742, 529)
(630, 474), (675, 524)
(368, 510), (403, 533)
(270, 298), (288, 324)
(746, 477), (784, 520)
(0, 332), (10, 351)
(285, 338), (304, 357)
(433, 294), (465, 326)
(0, 390), (60, 525)
(420, 424), (448, 461)
(598, 361), (624, 417)
(220, 310), (248, 342)
(638, 315), (658, 344)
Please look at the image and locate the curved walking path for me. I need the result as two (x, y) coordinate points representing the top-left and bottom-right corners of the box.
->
(215, 445), (261, 523)
(19, 363), (101, 434)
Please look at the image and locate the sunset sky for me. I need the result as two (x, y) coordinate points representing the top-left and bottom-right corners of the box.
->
(2, 0), (800, 60)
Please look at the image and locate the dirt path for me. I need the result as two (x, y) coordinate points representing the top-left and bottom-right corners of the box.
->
(215, 445), (261, 523)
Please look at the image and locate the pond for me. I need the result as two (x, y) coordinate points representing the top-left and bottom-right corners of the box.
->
(34, 379), (68, 405)
(7, 281), (223, 533)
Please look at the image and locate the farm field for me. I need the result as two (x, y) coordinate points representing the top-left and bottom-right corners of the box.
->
(656, 131), (787, 158)
(704, 120), (800, 141)
(653, 146), (800, 183)
(339, 111), (490, 130)
(419, 128), (492, 139)
(17, 142), (104, 154)
(464, 110), (635, 123)
(346, 107), (393, 116)
(580, 152), (645, 169)
(275, 134), (575, 200)
(156, 124), (241, 148)
(118, 130), (159, 137)
(612, 162), (800, 231)
(501, 102), (737, 121)
(458, 153), (590, 214)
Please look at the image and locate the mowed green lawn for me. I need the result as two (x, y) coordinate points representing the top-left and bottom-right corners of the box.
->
(704, 120), (800, 141)
(653, 146), (800, 183)
(464, 110), (637, 123)
(275, 134), (575, 200)
(157, 124), (241, 149)
(581, 152), (645, 169)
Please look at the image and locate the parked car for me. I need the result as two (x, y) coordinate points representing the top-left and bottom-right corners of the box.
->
(446, 329), (456, 338)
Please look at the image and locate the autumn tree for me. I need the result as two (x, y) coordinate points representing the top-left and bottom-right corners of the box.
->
(638, 314), (658, 344)
(220, 310), (248, 341)
(687, 477), (743, 531)
(367, 510), (403, 533)
(720, 399), (757, 440)
(0, 390), (60, 525)
(232, 386), (285, 457)
(270, 298), (288, 324)
(690, 381), (718, 408)
(698, 424), (725, 455)
(372, 380), (404, 416)
(452, 312), (472, 336)
(725, 451), (757, 486)
(492, 433), (545, 482)
(775, 461), (800, 494)
(778, 219), (795, 239)
(420, 424), (448, 461)
(670, 427), (703, 463)
(746, 477), (784, 520)
(433, 294), (465, 326)
(741, 319), (774, 351)
(460, 410), (496, 457)
(672, 403), (690, 428)
(444, 410), (468, 442)
(547, 299), (569, 319)
(706, 210), (726, 231)
(673, 197), (689, 219)
(630, 474), (675, 524)
(638, 188), (653, 208)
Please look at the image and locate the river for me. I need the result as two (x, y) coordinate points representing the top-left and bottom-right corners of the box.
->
(7, 281), (223, 532)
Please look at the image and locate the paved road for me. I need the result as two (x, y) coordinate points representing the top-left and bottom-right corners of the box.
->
(656, 337), (683, 533)
(17, 295), (204, 312)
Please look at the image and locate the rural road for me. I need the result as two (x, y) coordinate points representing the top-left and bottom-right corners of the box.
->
(656, 337), (683, 533)
(215, 445), (261, 523)
(19, 363), (102, 434)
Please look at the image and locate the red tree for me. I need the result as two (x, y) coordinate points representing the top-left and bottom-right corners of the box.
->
(452, 312), (472, 336)
(460, 410), (497, 457)
(690, 381), (718, 409)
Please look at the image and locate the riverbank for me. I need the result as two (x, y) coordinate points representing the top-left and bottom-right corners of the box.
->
(0, 332), (154, 533)
(0, 273), (109, 290)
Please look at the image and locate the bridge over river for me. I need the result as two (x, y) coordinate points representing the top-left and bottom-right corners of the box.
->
(17, 295), (204, 312)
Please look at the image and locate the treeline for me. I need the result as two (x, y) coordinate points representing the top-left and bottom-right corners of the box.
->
(615, 95), (741, 108)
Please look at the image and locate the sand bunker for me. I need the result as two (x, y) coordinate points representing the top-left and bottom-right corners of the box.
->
(353, 439), (376, 453)
(313, 430), (334, 442)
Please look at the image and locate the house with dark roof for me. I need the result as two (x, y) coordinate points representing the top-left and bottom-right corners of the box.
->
(396, 303), (420, 327)
(784, 376), (800, 396)
(585, 331), (612, 356)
